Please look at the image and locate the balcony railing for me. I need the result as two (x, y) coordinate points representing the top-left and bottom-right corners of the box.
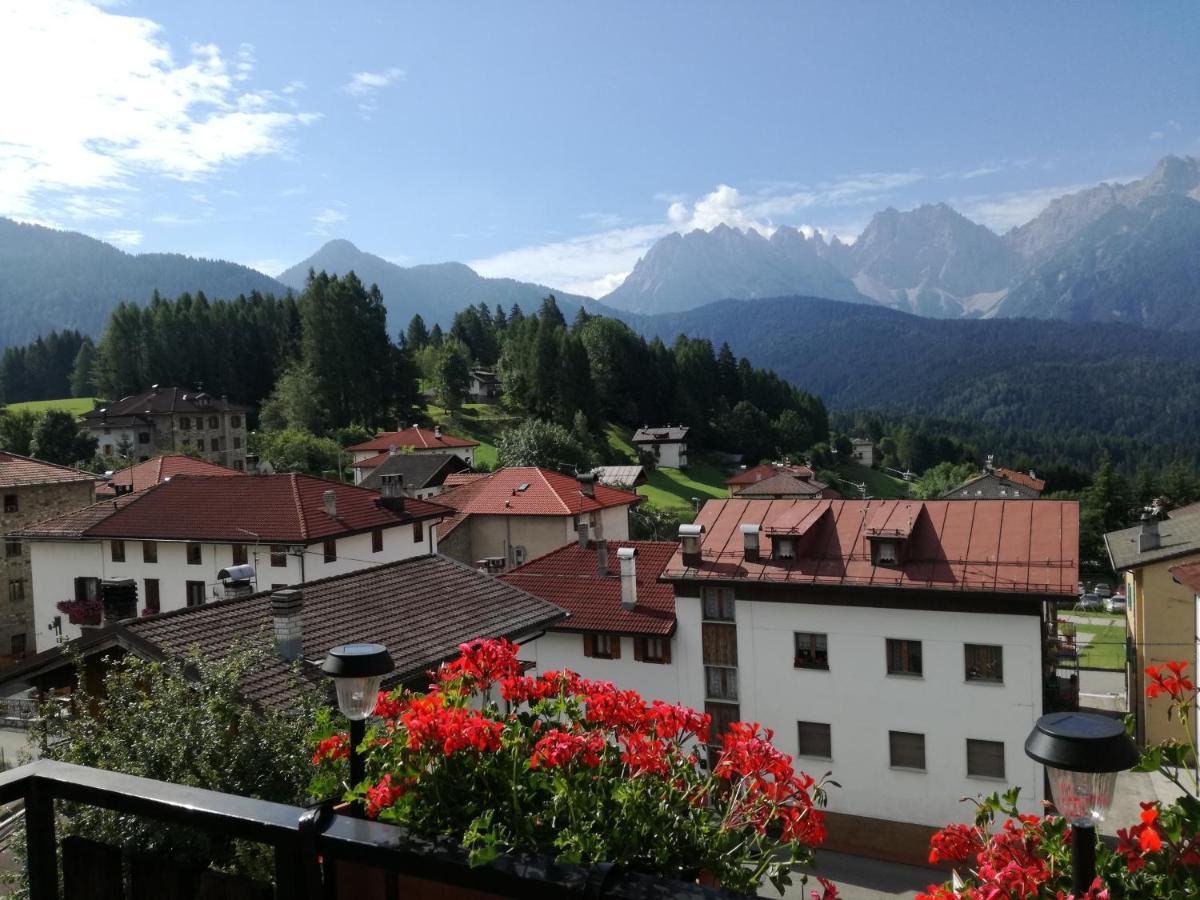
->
(0, 760), (743, 899)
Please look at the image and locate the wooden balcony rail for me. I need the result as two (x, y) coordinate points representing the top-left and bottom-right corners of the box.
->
(0, 760), (744, 899)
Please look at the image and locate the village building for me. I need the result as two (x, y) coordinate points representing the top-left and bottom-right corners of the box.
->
(467, 369), (502, 403)
(435, 468), (640, 571)
(661, 496), (1079, 862)
(632, 425), (689, 469)
(1105, 506), (1200, 746)
(944, 460), (1046, 499)
(732, 471), (838, 500)
(590, 465), (647, 489)
(96, 454), (244, 498)
(850, 438), (876, 467)
(11, 473), (449, 652)
(0, 555), (566, 707)
(501, 540), (682, 702)
(347, 425), (479, 483)
(81, 387), (252, 470)
(0, 454), (97, 665)
(726, 462), (817, 497)
(358, 453), (470, 499)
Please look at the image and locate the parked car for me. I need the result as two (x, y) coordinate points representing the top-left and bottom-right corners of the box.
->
(1077, 593), (1101, 611)
(1103, 595), (1127, 613)
(1094, 583), (1112, 599)
(1077, 581), (1086, 595)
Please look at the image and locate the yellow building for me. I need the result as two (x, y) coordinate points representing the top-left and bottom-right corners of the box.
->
(1105, 509), (1200, 747)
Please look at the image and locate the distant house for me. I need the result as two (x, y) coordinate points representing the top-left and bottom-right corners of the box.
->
(0, 454), (97, 665)
(359, 453), (469, 499)
(467, 369), (502, 402)
(81, 387), (252, 470)
(632, 425), (689, 469)
(726, 463), (816, 497)
(590, 465), (647, 489)
(347, 425), (479, 483)
(945, 462), (1046, 500)
(97, 454), (244, 498)
(733, 472), (838, 500)
(850, 438), (876, 467)
(11, 473), (450, 651)
(0, 555), (566, 708)
(502, 540), (682, 701)
(435, 467), (641, 570)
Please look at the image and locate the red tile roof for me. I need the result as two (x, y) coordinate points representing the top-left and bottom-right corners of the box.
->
(734, 472), (830, 498)
(726, 463), (814, 487)
(502, 541), (676, 636)
(993, 467), (1046, 492)
(15, 475), (451, 543)
(0, 452), (96, 488)
(666, 498), (1079, 596)
(442, 472), (488, 488)
(97, 454), (243, 497)
(436, 467), (641, 537)
(348, 426), (479, 453)
(1171, 562), (1200, 594)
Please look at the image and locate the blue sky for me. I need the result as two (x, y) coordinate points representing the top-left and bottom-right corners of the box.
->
(2, 1), (1199, 296)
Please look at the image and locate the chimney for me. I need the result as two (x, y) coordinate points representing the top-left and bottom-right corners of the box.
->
(618, 546), (638, 610)
(596, 539), (609, 577)
(741, 523), (761, 561)
(324, 490), (338, 518)
(388, 443), (398, 456)
(101, 579), (138, 625)
(271, 588), (303, 661)
(577, 472), (596, 498)
(1138, 511), (1160, 553)
(378, 474), (406, 512)
(576, 520), (590, 548)
(679, 523), (704, 566)
(434, 425), (443, 439)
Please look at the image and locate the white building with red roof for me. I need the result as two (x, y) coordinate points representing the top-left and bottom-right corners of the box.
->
(501, 540), (683, 701)
(346, 425), (479, 483)
(943, 461), (1047, 499)
(11, 474), (450, 651)
(435, 467), (641, 570)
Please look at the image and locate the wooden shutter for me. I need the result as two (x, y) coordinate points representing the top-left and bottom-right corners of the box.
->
(633, 638), (645, 661)
(583, 634), (595, 657)
(702, 623), (738, 666)
(610, 636), (621, 659)
(660, 638), (672, 665)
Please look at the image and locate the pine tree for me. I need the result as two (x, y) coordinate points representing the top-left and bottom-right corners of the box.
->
(405, 314), (430, 350)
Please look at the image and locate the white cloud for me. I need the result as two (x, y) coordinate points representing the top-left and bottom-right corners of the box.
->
(954, 182), (1093, 232)
(0, 0), (317, 223)
(1149, 131), (1166, 141)
(343, 67), (404, 115)
(104, 228), (142, 247)
(311, 206), (348, 236)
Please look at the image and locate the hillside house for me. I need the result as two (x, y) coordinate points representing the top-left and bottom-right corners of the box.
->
(0, 454), (97, 665)
(11, 473), (449, 651)
(733, 472), (838, 500)
(850, 438), (876, 466)
(359, 453), (469, 499)
(96, 454), (244, 498)
(1105, 506), (1200, 747)
(81, 387), (251, 470)
(467, 369), (502, 402)
(726, 462), (815, 497)
(347, 426), (479, 483)
(662, 496), (1079, 862)
(590, 465), (647, 489)
(944, 461), (1046, 499)
(501, 540), (682, 702)
(435, 467), (640, 570)
(632, 425), (689, 469)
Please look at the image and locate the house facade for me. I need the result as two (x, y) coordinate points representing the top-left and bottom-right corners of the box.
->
(726, 462), (815, 497)
(0, 454), (97, 664)
(1105, 507), (1200, 746)
(347, 426), (479, 483)
(850, 439), (876, 466)
(501, 540), (683, 702)
(435, 468), (640, 570)
(13, 474), (449, 651)
(81, 387), (251, 470)
(632, 426), (688, 469)
(662, 496), (1079, 862)
(467, 369), (502, 402)
(945, 464), (1046, 500)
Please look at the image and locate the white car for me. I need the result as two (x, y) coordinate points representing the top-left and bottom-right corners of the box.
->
(1077, 593), (1102, 612)
(1094, 583), (1112, 599)
(1104, 595), (1127, 614)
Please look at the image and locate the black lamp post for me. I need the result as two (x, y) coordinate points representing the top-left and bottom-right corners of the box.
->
(321, 642), (394, 788)
(1025, 711), (1138, 896)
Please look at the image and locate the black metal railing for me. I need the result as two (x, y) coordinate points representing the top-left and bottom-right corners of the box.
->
(0, 760), (742, 899)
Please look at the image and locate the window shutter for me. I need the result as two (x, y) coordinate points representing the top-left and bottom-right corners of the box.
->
(583, 634), (595, 657)
(661, 639), (672, 665)
(610, 636), (621, 659)
(633, 638), (645, 661)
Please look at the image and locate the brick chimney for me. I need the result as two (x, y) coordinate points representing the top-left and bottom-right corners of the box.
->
(576, 520), (589, 548)
(596, 539), (608, 577)
(618, 546), (638, 610)
(271, 588), (303, 661)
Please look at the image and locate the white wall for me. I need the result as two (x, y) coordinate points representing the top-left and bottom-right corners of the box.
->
(519, 631), (685, 702)
(674, 594), (1044, 828)
(31, 521), (438, 651)
(638, 442), (686, 469)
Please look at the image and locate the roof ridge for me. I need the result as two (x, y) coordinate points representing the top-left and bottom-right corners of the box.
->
(290, 473), (309, 541)
(0, 450), (97, 478)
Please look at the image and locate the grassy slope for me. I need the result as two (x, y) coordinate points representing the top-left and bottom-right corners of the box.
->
(424, 402), (518, 468)
(832, 461), (911, 500)
(604, 423), (727, 515)
(6, 397), (100, 416)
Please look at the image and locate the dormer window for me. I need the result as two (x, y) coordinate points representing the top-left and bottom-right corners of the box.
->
(874, 540), (897, 566)
(774, 536), (796, 560)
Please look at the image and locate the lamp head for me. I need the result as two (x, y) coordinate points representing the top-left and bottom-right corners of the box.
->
(321, 642), (394, 721)
(1025, 712), (1138, 826)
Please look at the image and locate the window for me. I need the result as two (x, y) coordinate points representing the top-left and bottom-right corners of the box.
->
(967, 739), (1006, 779)
(110, 539), (126, 563)
(797, 721), (832, 759)
(180, 416), (191, 430)
(8, 579), (24, 603)
(138, 431), (151, 444)
(413, 520), (424, 544)
(103, 444), (113, 456)
(886, 638), (923, 676)
(371, 528), (383, 553)
(233, 436), (242, 450)
(702, 587), (735, 621)
(270, 545), (287, 568)
(583, 634), (620, 659)
(144, 579), (160, 613)
(208, 416), (219, 430)
(634, 637), (671, 664)
(10, 634), (25, 656)
(231, 415), (242, 429)
(3, 494), (17, 514)
(705, 666), (738, 700)
(965, 644), (1004, 683)
(5, 540), (21, 559)
(794, 632), (829, 670)
(74, 576), (99, 603)
(196, 438), (205, 451)
(323, 539), (337, 563)
(232, 543), (248, 566)
(142, 541), (157, 564)
(185, 580), (206, 607)
(186, 544), (202, 565)
(233, 461), (244, 471)
(889, 731), (926, 770)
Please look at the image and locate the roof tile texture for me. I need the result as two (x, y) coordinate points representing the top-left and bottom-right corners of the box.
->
(98, 455), (243, 496)
(348, 426), (479, 452)
(0, 452), (97, 488)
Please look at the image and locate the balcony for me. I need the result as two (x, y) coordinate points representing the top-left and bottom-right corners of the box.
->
(0, 759), (742, 899)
